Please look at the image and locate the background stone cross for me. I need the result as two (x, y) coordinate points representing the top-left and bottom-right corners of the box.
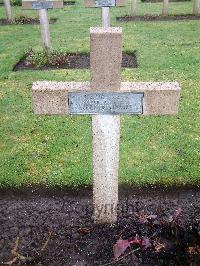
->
(22, 0), (63, 49)
(32, 27), (181, 224)
(85, 0), (125, 27)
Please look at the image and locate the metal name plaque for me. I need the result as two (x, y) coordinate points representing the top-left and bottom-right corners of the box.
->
(32, 1), (53, 9)
(94, 0), (116, 7)
(68, 92), (144, 115)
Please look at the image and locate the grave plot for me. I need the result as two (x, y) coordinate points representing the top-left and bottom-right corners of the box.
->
(13, 50), (138, 71)
(12, 0), (131, 70)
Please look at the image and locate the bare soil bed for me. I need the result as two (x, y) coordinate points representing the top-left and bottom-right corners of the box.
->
(117, 14), (200, 22)
(0, 18), (57, 25)
(0, 185), (200, 265)
(13, 51), (138, 71)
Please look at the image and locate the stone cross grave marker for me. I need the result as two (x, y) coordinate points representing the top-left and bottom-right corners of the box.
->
(32, 26), (181, 224)
(22, 0), (63, 49)
(85, 0), (125, 27)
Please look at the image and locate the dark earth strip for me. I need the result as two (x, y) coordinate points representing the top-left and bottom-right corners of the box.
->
(13, 51), (138, 71)
(0, 185), (200, 265)
(0, 18), (57, 25)
(117, 14), (200, 22)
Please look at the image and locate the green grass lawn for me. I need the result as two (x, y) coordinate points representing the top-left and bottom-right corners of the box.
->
(0, 0), (199, 187)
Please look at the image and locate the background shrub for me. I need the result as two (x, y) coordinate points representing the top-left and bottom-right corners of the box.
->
(11, 0), (22, 6)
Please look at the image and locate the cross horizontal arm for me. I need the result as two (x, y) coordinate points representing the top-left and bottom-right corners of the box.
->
(22, 0), (63, 9)
(84, 0), (125, 8)
(32, 81), (180, 115)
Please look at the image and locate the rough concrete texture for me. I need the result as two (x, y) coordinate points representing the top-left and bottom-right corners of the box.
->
(90, 27), (122, 91)
(32, 81), (180, 115)
(22, 0), (63, 10)
(92, 115), (120, 223)
(84, 0), (125, 8)
(32, 81), (90, 114)
(121, 81), (181, 115)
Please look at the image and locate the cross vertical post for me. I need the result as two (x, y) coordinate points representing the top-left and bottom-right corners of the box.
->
(3, 0), (12, 21)
(101, 7), (110, 27)
(38, 8), (51, 49)
(131, 0), (137, 17)
(85, 0), (125, 27)
(193, 0), (200, 15)
(90, 27), (122, 223)
(162, 0), (169, 16)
